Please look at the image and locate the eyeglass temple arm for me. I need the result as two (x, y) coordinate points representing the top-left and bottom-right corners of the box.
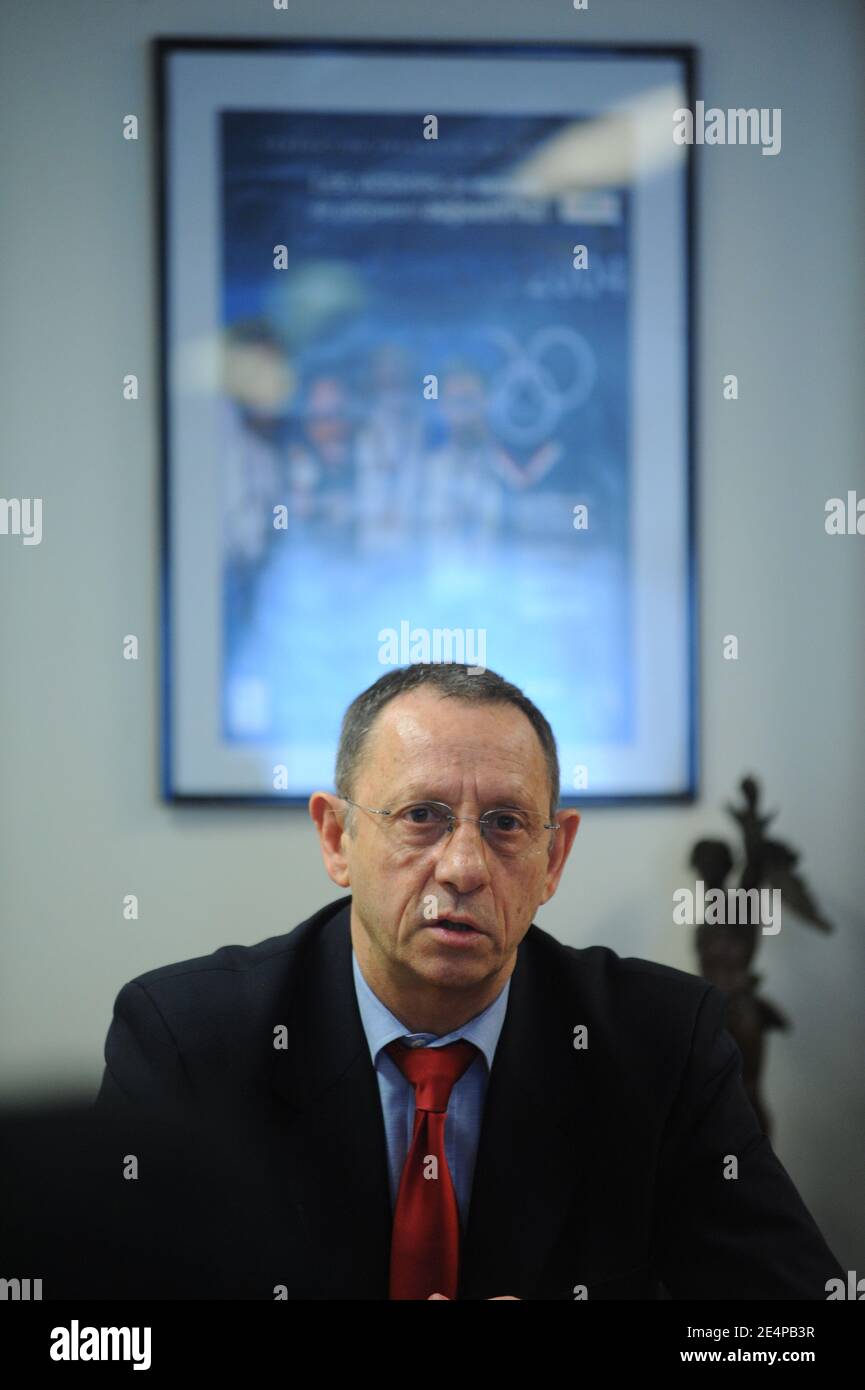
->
(341, 796), (392, 818)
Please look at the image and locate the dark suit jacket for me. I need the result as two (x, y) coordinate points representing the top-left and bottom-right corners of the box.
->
(95, 896), (843, 1300)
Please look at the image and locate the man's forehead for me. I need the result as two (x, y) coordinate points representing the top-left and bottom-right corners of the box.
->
(378, 688), (534, 735)
(362, 689), (546, 779)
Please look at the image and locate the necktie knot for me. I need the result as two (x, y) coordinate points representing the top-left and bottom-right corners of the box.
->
(385, 1038), (478, 1112)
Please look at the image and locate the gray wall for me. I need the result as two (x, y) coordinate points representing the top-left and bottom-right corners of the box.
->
(2, 0), (863, 1273)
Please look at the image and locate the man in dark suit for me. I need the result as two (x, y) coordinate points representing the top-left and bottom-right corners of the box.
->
(96, 663), (844, 1300)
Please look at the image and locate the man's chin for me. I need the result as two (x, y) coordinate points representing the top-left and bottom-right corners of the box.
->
(411, 935), (499, 983)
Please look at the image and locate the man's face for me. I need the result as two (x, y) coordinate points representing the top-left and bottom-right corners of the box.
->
(317, 689), (578, 998)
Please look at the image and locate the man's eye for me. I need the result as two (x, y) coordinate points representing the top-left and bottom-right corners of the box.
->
(403, 803), (442, 825)
(489, 812), (526, 832)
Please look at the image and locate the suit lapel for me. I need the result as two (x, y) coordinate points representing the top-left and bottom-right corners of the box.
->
(459, 926), (589, 1300)
(269, 901), (393, 1298)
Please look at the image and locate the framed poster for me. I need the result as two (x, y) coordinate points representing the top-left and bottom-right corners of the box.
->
(158, 39), (696, 803)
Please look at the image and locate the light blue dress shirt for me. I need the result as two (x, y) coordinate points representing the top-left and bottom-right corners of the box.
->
(351, 949), (511, 1230)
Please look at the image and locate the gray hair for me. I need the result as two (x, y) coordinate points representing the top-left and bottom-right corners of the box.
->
(334, 663), (560, 821)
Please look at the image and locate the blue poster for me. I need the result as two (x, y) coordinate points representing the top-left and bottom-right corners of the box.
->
(218, 110), (632, 783)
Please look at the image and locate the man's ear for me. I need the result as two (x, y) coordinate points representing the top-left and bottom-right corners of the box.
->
(539, 807), (580, 904)
(308, 792), (351, 887)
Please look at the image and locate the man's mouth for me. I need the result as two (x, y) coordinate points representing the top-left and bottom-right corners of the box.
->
(425, 917), (492, 950)
(423, 916), (486, 941)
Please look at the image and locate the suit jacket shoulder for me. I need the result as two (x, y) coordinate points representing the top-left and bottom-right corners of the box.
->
(95, 897), (350, 1113)
(513, 921), (725, 1116)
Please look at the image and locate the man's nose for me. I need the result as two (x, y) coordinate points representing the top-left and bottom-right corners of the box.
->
(432, 818), (491, 891)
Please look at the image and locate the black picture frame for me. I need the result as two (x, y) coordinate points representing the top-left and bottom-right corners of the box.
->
(156, 38), (698, 806)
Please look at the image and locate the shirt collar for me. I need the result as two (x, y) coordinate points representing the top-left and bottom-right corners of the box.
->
(352, 947), (510, 1074)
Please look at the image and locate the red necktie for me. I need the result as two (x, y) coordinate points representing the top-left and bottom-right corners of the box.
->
(385, 1038), (478, 1300)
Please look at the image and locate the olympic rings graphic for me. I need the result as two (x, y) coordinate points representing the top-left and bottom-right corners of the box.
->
(483, 326), (597, 449)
